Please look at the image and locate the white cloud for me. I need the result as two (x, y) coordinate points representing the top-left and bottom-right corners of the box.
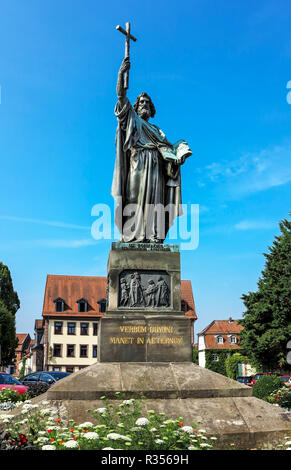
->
(197, 142), (291, 197)
(234, 220), (276, 231)
(0, 238), (99, 250)
(0, 216), (90, 230)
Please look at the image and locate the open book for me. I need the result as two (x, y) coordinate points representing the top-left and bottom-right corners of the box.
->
(157, 139), (192, 164)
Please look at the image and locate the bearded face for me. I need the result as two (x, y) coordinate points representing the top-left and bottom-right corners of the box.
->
(137, 95), (152, 121)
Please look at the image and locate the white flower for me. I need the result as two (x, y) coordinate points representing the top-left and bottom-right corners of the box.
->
(38, 431), (46, 436)
(181, 426), (193, 434)
(102, 447), (115, 450)
(64, 440), (79, 449)
(198, 429), (207, 433)
(42, 445), (56, 450)
(84, 432), (99, 440)
(285, 441), (291, 446)
(0, 414), (14, 422)
(155, 439), (164, 444)
(41, 400), (50, 405)
(37, 437), (50, 443)
(135, 417), (150, 426)
(150, 428), (158, 432)
(78, 421), (94, 428)
(107, 433), (131, 441)
(122, 400), (134, 405)
(40, 409), (53, 416)
(23, 404), (39, 410)
(200, 443), (212, 448)
(188, 445), (198, 450)
(210, 437), (218, 440)
(96, 407), (107, 414)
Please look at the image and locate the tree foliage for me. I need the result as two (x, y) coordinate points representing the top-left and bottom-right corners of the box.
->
(225, 352), (249, 380)
(239, 217), (291, 371)
(0, 263), (20, 366)
(252, 375), (282, 400)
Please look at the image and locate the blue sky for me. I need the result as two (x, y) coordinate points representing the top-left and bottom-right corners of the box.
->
(0, 0), (290, 340)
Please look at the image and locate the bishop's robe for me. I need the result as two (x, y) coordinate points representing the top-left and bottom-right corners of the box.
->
(111, 98), (182, 243)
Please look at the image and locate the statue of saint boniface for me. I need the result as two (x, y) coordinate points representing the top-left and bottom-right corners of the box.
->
(111, 56), (192, 243)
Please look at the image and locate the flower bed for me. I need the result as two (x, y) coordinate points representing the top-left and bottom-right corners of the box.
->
(0, 394), (216, 450)
(0, 393), (290, 450)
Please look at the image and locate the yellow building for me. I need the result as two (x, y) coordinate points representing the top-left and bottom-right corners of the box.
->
(40, 274), (197, 373)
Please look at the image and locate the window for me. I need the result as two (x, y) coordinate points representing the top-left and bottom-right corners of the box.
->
(52, 367), (61, 372)
(93, 345), (97, 358)
(93, 323), (98, 336)
(54, 298), (65, 313)
(181, 300), (188, 312)
(97, 299), (106, 313)
(80, 345), (88, 358)
(215, 335), (224, 344)
(67, 344), (75, 358)
(53, 344), (62, 357)
(54, 321), (63, 335)
(80, 323), (89, 335)
(68, 322), (76, 335)
(77, 299), (88, 313)
(39, 373), (55, 384)
(22, 373), (40, 384)
(229, 335), (237, 344)
(212, 354), (219, 362)
(66, 367), (74, 373)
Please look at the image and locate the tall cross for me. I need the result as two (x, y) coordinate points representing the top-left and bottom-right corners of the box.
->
(116, 22), (137, 90)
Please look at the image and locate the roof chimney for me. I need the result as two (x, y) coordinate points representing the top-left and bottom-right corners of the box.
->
(228, 317), (233, 323)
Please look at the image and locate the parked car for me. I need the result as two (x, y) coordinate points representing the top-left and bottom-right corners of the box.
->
(247, 372), (273, 387)
(0, 373), (28, 395)
(19, 371), (70, 388)
(279, 375), (291, 386)
(236, 376), (253, 385)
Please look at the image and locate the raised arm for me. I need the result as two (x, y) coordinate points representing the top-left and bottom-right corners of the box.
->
(117, 57), (130, 107)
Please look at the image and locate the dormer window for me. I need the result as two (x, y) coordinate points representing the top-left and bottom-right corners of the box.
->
(54, 298), (65, 313)
(97, 299), (107, 313)
(77, 298), (88, 313)
(181, 300), (188, 312)
(229, 335), (237, 344)
(215, 335), (224, 344)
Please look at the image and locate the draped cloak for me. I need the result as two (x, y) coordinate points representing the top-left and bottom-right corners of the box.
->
(111, 98), (183, 243)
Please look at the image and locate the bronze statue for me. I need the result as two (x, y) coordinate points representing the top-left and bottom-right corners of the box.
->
(112, 23), (191, 243)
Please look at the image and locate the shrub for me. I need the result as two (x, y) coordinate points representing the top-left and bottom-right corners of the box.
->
(267, 386), (291, 410)
(225, 353), (249, 380)
(26, 383), (50, 399)
(0, 388), (26, 404)
(252, 375), (282, 400)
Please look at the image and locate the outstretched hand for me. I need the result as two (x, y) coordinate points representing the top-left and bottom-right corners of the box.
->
(119, 57), (131, 74)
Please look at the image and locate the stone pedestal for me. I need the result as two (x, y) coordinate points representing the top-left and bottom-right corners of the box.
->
(98, 242), (192, 362)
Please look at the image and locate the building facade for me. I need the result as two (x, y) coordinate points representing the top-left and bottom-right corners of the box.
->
(39, 274), (197, 373)
(197, 318), (245, 372)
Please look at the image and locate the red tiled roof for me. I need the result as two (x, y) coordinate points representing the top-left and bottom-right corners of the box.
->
(204, 335), (241, 350)
(42, 275), (197, 319)
(199, 320), (243, 336)
(181, 280), (197, 319)
(198, 320), (243, 350)
(35, 319), (44, 329)
(16, 334), (29, 346)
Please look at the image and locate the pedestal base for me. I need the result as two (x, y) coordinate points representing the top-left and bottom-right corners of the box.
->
(98, 315), (192, 362)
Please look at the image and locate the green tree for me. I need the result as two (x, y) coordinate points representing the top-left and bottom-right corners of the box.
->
(239, 217), (291, 372)
(225, 352), (249, 380)
(0, 263), (20, 366)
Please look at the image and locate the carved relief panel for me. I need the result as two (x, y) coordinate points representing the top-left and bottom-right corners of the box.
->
(118, 270), (171, 308)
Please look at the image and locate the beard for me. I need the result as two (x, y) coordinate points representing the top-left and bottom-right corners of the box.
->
(137, 107), (151, 121)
